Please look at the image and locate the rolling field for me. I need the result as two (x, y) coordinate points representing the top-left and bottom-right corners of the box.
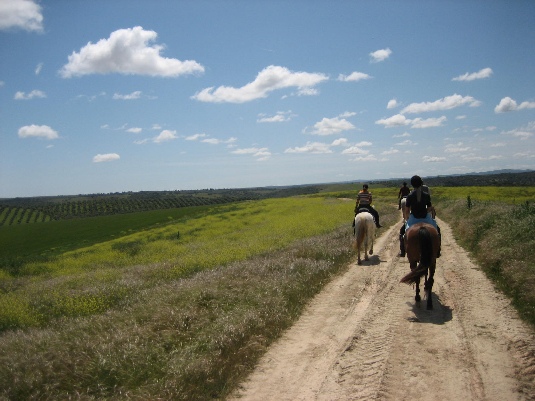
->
(0, 184), (533, 400)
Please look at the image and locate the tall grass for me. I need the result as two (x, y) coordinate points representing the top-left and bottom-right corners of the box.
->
(0, 196), (399, 400)
(438, 198), (535, 326)
(0, 197), (360, 332)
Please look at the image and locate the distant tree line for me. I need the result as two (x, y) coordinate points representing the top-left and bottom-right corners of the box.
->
(0, 186), (320, 226)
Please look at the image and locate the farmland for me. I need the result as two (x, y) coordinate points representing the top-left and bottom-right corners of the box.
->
(0, 172), (534, 400)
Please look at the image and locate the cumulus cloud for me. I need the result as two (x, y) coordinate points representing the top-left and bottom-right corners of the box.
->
(337, 71), (372, 82)
(35, 62), (43, 75)
(93, 153), (120, 163)
(14, 89), (46, 100)
(375, 114), (447, 129)
(400, 94), (480, 114)
(410, 116), (447, 129)
(185, 133), (207, 141)
(370, 48), (392, 63)
(304, 115), (355, 135)
(445, 142), (470, 153)
(375, 114), (411, 127)
(257, 111), (294, 123)
(192, 65), (328, 103)
(423, 156), (446, 162)
(59, 26), (205, 78)
(231, 147), (271, 161)
(113, 91), (142, 100)
(126, 127), (142, 133)
(494, 97), (535, 113)
(285, 142), (333, 154)
(18, 124), (58, 140)
(387, 99), (399, 109)
(503, 122), (535, 140)
(0, 0), (43, 32)
(153, 129), (178, 143)
(452, 67), (493, 82)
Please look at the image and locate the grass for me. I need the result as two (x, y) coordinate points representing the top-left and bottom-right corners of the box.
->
(0, 194), (399, 400)
(1, 187), (532, 399)
(438, 197), (535, 326)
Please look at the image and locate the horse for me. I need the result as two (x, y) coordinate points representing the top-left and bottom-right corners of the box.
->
(400, 222), (440, 310)
(400, 197), (409, 222)
(353, 212), (376, 265)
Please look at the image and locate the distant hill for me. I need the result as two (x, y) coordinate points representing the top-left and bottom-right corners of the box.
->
(370, 170), (535, 188)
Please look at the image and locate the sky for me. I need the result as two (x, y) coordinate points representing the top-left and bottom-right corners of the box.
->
(1, 0), (534, 198)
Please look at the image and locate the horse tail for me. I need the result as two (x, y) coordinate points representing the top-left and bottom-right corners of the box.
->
(400, 227), (433, 285)
(418, 226), (433, 268)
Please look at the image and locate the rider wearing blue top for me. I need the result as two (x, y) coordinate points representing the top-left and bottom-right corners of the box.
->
(398, 175), (441, 257)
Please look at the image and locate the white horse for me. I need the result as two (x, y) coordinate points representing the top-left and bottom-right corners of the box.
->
(353, 212), (376, 265)
(400, 197), (409, 222)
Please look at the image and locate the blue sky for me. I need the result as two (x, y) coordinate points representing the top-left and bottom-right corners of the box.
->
(1, 0), (534, 198)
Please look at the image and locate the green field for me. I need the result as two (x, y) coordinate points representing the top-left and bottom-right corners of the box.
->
(0, 184), (533, 400)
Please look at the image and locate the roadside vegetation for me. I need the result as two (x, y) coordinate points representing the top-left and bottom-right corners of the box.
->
(0, 180), (533, 399)
(436, 192), (535, 327)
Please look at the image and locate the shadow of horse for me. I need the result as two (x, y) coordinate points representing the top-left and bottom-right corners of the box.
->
(406, 294), (453, 325)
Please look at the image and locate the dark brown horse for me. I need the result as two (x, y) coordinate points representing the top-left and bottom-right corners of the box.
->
(400, 223), (440, 310)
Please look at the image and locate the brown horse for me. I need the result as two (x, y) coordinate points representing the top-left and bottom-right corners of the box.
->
(400, 223), (440, 310)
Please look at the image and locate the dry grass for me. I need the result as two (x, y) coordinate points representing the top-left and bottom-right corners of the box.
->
(438, 198), (535, 327)
(0, 201), (398, 400)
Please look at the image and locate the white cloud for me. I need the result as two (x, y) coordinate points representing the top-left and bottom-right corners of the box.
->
(445, 142), (470, 153)
(331, 138), (348, 147)
(452, 67), (493, 82)
(423, 156), (446, 162)
(393, 132), (411, 138)
(35, 62), (43, 75)
(0, 0), (43, 32)
(185, 133), (207, 141)
(231, 147), (271, 160)
(381, 148), (399, 155)
(113, 91), (142, 100)
(93, 153), (120, 163)
(192, 65), (328, 103)
(410, 116), (447, 129)
(305, 116), (355, 135)
(494, 96), (535, 113)
(18, 124), (58, 140)
(503, 125), (534, 140)
(126, 127), (142, 133)
(370, 48), (392, 63)
(257, 111), (294, 123)
(14, 89), (46, 100)
(202, 138), (221, 145)
(153, 129), (177, 143)
(60, 26), (205, 78)
(400, 94), (480, 114)
(375, 114), (411, 127)
(285, 142), (333, 154)
(341, 141), (372, 155)
(337, 71), (372, 82)
(387, 99), (399, 109)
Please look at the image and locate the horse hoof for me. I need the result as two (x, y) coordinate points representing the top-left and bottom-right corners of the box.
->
(369, 250), (374, 255)
(357, 260), (362, 265)
(415, 294), (421, 302)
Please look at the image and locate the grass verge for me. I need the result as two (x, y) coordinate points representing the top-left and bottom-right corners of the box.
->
(438, 198), (535, 327)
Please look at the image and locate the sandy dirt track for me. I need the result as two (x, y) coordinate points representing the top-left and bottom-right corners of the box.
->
(228, 219), (535, 401)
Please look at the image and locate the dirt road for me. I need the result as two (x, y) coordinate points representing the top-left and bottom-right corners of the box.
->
(229, 219), (535, 400)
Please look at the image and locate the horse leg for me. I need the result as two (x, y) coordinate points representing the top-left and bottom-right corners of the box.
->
(364, 237), (369, 261)
(425, 263), (436, 310)
(357, 242), (362, 265)
(415, 276), (421, 303)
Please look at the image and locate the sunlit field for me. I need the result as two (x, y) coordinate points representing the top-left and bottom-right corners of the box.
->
(0, 187), (532, 400)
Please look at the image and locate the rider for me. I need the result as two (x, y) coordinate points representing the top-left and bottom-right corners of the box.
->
(354, 184), (382, 228)
(398, 181), (410, 210)
(398, 175), (441, 257)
